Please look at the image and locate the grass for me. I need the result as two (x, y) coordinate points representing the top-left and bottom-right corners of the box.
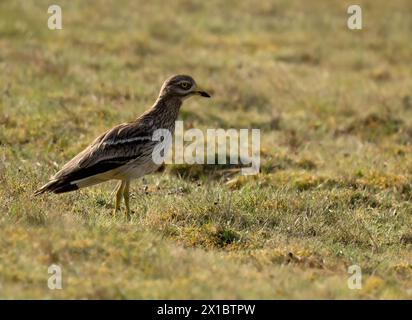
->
(1, 0), (412, 299)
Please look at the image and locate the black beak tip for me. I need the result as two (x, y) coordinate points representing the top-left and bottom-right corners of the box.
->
(199, 91), (211, 98)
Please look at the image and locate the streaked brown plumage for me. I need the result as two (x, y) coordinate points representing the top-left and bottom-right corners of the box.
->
(35, 75), (211, 217)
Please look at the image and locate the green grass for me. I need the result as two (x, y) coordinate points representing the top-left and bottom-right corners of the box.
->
(1, 0), (411, 299)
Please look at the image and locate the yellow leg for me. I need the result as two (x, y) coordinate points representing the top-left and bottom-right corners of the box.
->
(113, 180), (126, 216)
(123, 180), (131, 218)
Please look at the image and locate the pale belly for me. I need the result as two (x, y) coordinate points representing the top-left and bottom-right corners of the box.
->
(112, 158), (161, 181)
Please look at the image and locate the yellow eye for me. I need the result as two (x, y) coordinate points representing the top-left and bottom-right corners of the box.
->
(180, 82), (190, 90)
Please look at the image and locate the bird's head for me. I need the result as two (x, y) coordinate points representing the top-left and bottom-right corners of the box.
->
(159, 74), (211, 100)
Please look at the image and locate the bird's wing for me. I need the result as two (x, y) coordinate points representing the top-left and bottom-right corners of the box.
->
(52, 120), (156, 183)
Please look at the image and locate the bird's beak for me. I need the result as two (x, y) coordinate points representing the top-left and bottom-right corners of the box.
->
(194, 87), (211, 98)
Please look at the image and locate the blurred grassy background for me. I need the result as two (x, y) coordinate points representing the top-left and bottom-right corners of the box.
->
(0, 0), (411, 298)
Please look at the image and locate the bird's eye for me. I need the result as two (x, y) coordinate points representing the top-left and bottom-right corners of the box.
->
(179, 82), (190, 90)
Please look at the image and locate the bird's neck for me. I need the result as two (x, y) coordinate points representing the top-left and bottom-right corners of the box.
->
(154, 94), (182, 109)
(150, 95), (183, 128)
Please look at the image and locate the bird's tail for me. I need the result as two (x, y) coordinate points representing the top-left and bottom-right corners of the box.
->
(34, 179), (79, 196)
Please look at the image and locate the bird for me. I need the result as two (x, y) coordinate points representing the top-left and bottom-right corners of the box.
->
(34, 75), (211, 217)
